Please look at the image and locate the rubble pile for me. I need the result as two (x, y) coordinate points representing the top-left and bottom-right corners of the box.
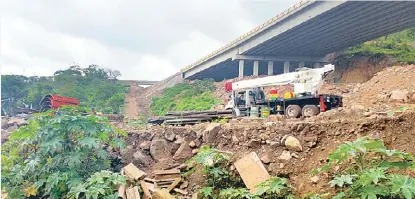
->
(115, 107), (415, 196)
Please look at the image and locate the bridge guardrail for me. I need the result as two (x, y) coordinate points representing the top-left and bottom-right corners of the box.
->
(181, 0), (312, 73)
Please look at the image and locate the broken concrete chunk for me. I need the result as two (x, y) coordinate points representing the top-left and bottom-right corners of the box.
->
(140, 180), (152, 198)
(152, 189), (175, 199)
(124, 163), (146, 181)
(173, 188), (188, 195)
(154, 168), (181, 175)
(284, 136), (302, 152)
(167, 178), (181, 191)
(118, 184), (126, 199)
(202, 123), (221, 143)
(234, 152), (270, 193)
(179, 181), (189, 189)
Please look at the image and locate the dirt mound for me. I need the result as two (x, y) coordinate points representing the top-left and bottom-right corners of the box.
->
(320, 65), (415, 111)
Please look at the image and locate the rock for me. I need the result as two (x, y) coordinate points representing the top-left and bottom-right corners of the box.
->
(133, 151), (154, 166)
(1, 117), (8, 129)
(139, 141), (151, 150)
(192, 149), (198, 154)
(291, 153), (299, 158)
(194, 139), (202, 147)
(232, 135), (239, 143)
(259, 133), (270, 141)
(164, 131), (176, 141)
(174, 136), (184, 144)
(189, 141), (196, 148)
(150, 138), (172, 161)
(248, 139), (261, 148)
(260, 155), (271, 164)
(278, 151), (292, 161)
(173, 141), (193, 161)
(390, 89), (409, 102)
(279, 163), (284, 169)
(270, 141), (279, 148)
(202, 123), (221, 143)
(127, 145), (134, 150)
(363, 112), (372, 117)
(310, 175), (319, 184)
(284, 136), (302, 152)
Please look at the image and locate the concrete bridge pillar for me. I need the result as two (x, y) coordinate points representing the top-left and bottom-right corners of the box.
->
(313, 63), (321, 68)
(239, 60), (244, 78)
(253, 61), (259, 76)
(299, 62), (305, 68)
(267, 61), (274, 75)
(284, 61), (290, 73)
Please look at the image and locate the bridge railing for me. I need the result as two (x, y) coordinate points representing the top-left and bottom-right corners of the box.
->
(181, 0), (312, 73)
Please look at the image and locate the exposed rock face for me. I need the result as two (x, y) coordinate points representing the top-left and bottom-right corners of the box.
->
(390, 89), (409, 102)
(133, 151), (153, 166)
(150, 138), (172, 161)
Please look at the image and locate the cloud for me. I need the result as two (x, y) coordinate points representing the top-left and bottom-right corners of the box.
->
(1, 0), (295, 80)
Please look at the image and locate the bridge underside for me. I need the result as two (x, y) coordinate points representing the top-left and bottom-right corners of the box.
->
(185, 1), (415, 81)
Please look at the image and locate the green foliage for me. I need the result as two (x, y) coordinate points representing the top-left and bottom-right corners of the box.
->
(1, 107), (126, 198)
(150, 79), (221, 116)
(1, 65), (126, 115)
(345, 28), (415, 63)
(191, 147), (293, 199)
(302, 192), (330, 199)
(255, 177), (294, 199)
(313, 137), (415, 199)
(67, 170), (126, 199)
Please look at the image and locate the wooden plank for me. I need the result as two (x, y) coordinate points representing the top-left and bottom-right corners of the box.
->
(173, 188), (188, 195)
(234, 152), (270, 193)
(124, 163), (146, 181)
(140, 180), (152, 198)
(154, 174), (181, 180)
(167, 178), (181, 191)
(152, 189), (175, 199)
(118, 184), (126, 199)
(126, 186), (140, 199)
(154, 169), (181, 175)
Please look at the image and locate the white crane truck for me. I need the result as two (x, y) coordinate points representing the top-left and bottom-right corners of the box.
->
(225, 64), (342, 118)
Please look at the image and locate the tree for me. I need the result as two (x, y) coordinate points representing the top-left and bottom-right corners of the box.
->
(106, 69), (121, 84)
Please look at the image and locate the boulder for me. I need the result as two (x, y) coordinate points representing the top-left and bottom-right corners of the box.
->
(278, 151), (292, 161)
(139, 141), (151, 150)
(173, 142), (193, 161)
(164, 131), (176, 141)
(133, 151), (154, 166)
(284, 136), (302, 152)
(390, 89), (409, 102)
(202, 123), (221, 143)
(150, 138), (172, 161)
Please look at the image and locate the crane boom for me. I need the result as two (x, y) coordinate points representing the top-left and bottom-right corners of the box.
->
(228, 64), (334, 94)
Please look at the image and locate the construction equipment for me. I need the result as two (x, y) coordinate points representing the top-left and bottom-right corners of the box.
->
(225, 64), (342, 118)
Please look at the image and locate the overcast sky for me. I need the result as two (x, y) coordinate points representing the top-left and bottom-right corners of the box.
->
(0, 0), (296, 80)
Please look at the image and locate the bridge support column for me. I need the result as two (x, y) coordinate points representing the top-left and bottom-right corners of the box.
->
(253, 61), (259, 76)
(267, 61), (273, 75)
(238, 60), (244, 78)
(284, 61), (290, 73)
(299, 62), (305, 68)
(313, 63), (321, 68)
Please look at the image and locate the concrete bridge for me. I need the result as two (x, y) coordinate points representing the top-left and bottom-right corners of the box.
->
(181, 1), (415, 81)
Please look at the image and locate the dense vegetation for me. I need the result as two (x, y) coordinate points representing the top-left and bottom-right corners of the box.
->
(1, 65), (127, 115)
(150, 79), (221, 116)
(344, 28), (415, 63)
(1, 107), (127, 198)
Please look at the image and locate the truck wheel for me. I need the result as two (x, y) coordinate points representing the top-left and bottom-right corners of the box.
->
(302, 105), (320, 117)
(286, 105), (301, 118)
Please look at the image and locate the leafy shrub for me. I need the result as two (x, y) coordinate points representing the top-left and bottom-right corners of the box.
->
(345, 28), (415, 63)
(313, 137), (415, 199)
(150, 79), (220, 116)
(255, 177), (294, 199)
(67, 170), (126, 199)
(1, 107), (126, 198)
